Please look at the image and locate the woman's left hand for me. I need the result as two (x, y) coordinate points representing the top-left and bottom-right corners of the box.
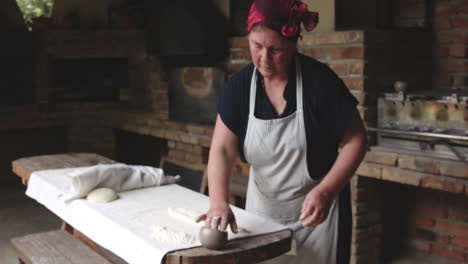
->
(300, 185), (335, 228)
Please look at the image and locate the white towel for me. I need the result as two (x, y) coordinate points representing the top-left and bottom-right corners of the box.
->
(60, 163), (180, 201)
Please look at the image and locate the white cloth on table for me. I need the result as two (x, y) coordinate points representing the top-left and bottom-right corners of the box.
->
(60, 163), (180, 201)
(25, 169), (288, 264)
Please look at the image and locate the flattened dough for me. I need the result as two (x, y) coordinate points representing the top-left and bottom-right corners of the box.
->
(86, 187), (118, 203)
(168, 207), (249, 234)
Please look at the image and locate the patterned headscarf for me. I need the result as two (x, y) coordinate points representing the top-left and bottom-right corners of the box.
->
(247, 0), (319, 39)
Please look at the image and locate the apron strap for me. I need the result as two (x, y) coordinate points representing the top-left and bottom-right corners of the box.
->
(249, 68), (258, 118)
(295, 56), (303, 111)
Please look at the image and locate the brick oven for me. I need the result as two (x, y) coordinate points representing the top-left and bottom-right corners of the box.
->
(355, 88), (468, 263)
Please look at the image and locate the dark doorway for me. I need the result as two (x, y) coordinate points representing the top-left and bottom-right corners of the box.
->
(115, 130), (167, 166)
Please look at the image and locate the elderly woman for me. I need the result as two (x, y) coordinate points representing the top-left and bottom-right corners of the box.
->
(197, 0), (367, 263)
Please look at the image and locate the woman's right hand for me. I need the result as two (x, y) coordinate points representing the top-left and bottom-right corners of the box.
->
(196, 204), (238, 233)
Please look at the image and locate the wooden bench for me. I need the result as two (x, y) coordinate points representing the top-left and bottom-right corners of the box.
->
(10, 230), (112, 264)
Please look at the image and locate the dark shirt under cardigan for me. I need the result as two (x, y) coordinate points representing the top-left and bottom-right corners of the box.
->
(217, 53), (357, 263)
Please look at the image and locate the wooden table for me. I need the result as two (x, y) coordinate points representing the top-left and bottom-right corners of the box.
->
(12, 153), (292, 264)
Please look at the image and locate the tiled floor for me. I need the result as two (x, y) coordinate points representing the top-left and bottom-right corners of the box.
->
(0, 179), (61, 264)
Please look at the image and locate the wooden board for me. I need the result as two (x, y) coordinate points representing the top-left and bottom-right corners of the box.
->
(67, 224), (292, 264)
(11, 153), (116, 185)
(164, 229), (292, 264)
(11, 230), (112, 264)
(11, 153), (293, 264)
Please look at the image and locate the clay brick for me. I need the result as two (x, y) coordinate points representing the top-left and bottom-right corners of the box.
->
(186, 124), (206, 135)
(227, 63), (249, 75)
(444, 32), (468, 44)
(415, 204), (448, 218)
(176, 142), (193, 152)
(331, 47), (365, 59)
(364, 151), (398, 166)
(437, 74), (451, 86)
(349, 62), (365, 75)
(453, 236), (468, 250)
(409, 239), (431, 252)
(204, 128), (214, 137)
(436, 47), (449, 58)
(351, 175), (380, 187)
(342, 77), (365, 90)
(180, 134), (199, 145)
(351, 185), (378, 202)
(352, 236), (381, 255)
(165, 122), (188, 132)
(356, 163), (382, 179)
(449, 46), (468, 57)
(192, 145), (203, 154)
(229, 37), (249, 48)
(435, 5), (459, 16)
(448, 209), (468, 223)
(298, 47), (326, 60)
(329, 63), (347, 76)
(164, 131), (181, 141)
(398, 155), (440, 174)
(434, 18), (452, 30)
(168, 150), (185, 160)
(451, 75), (468, 86)
(352, 224), (383, 242)
(421, 176), (465, 194)
(199, 136), (212, 147)
(151, 128), (165, 138)
(185, 153), (203, 164)
(441, 193), (468, 210)
(461, 2), (468, 14)
(354, 212), (381, 228)
(435, 220), (468, 237)
(346, 31), (365, 43)
(300, 32), (347, 46)
(413, 227), (437, 241)
(230, 49), (251, 61)
(412, 215), (436, 229)
(437, 234), (451, 244)
(382, 167), (422, 186)
(453, 17), (468, 29)
(439, 160), (468, 179)
(168, 140), (176, 149)
(432, 244), (467, 262)
(350, 91), (366, 105)
(155, 111), (168, 120)
(438, 60), (468, 73)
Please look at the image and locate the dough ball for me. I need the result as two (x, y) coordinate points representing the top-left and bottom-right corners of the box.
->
(86, 187), (118, 203)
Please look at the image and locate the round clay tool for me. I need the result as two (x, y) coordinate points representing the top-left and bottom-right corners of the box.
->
(199, 226), (228, 250)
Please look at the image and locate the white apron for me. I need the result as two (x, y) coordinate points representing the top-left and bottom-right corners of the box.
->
(244, 58), (339, 264)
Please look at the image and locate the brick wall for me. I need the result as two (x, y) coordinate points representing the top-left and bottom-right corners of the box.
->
(298, 31), (368, 118)
(396, 0), (468, 91)
(355, 147), (468, 263)
(406, 187), (468, 262)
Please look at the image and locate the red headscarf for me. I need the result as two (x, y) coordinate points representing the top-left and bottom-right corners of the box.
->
(247, 0), (319, 39)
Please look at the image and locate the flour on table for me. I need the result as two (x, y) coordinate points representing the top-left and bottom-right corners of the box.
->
(151, 225), (197, 245)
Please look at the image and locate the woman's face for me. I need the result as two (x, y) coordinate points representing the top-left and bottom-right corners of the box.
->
(248, 27), (296, 79)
